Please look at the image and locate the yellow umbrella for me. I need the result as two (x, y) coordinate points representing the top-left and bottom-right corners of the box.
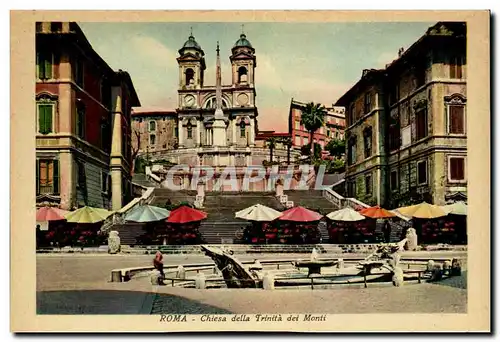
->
(396, 202), (446, 219)
(64, 206), (114, 224)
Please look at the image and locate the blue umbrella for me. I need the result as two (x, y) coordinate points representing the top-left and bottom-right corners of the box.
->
(124, 205), (170, 223)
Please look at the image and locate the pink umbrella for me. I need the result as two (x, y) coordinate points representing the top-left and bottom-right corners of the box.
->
(36, 206), (68, 222)
(279, 206), (323, 222)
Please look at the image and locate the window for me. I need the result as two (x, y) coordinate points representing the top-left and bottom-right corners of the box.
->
(303, 136), (309, 146)
(364, 92), (372, 114)
(101, 171), (108, 194)
(327, 130), (330, 137)
(37, 102), (54, 135)
(295, 135), (300, 145)
(449, 105), (465, 134)
(238, 66), (248, 83)
(449, 157), (465, 181)
(415, 108), (428, 140)
(390, 170), (398, 190)
(76, 160), (86, 190)
(415, 64), (426, 88)
(36, 51), (53, 80)
(76, 103), (85, 139)
(187, 121), (193, 139)
(365, 174), (372, 195)
(50, 22), (62, 32)
(36, 159), (59, 195)
(294, 121), (301, 130)
(100, 119), (110, 152)
(149, 134), (156, 146)
(348, 103), (355, 126)
(348, 137), (357, 165)
(450, 55), (464, 79)
(389, 83), (399, 106)
(149, 120), (156, 132)
(347, 180), (356, 197)
(389, 121), (400, 151)
(204, 97), (229, 109)
(73, 58), (84, 87)
(417, 160), (427, 185)
(185, 68), (194, 85)
(240, 121), (246, 138)
(363, 127), (372, 158)
(36, 22), (42, 32)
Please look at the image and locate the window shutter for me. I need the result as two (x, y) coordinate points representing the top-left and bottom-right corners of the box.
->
(53, 159), (60, 194)
(36, 52), (40, 78)
(450, 106), (464, 134)
(45, 105), (52, 133)
(36, 159), (40, 195)
(44, 53), (52, 79)
(38, 105), (44, 134)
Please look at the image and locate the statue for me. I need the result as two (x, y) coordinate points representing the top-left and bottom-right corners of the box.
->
(405, 228), (418, 251)
(201, 245), (258, 288)
(392, 266), (404, 287)
(176, 265), (186, 280)
(107, 231), (121, 254)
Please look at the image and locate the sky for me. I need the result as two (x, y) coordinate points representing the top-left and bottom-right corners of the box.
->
(79, 21), (434, 131)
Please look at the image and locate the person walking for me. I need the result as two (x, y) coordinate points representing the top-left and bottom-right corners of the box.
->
(383, 220), (392, 243)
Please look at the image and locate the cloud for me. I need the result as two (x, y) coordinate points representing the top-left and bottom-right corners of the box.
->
(129, 35), (178, 70)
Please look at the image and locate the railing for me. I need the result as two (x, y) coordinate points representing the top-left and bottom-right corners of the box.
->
(322, 187), (345, 209)
(100, 187), (156, 233)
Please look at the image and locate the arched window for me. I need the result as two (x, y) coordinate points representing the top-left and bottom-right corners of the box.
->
(204, 97), (229, 109)
(238, 66), (248, 83)
(149, 120), (156, 132)
(240, 120), (246, 138)
(185, 68), (194, 85)
(187, 121), (193, 139)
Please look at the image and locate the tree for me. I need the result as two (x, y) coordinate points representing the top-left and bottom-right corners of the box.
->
(301, 142), (322, 160)
(279, 136), (293, 165)
(325, 138), (346, 158)
(300, 102), (327, 160)
(266, 136), (278, 163)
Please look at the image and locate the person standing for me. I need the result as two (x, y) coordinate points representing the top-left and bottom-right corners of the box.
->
(153, 251), (165, 278)
(383, 220), (392, 243)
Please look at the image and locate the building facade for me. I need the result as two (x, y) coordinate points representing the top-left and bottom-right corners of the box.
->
(131, 110), (177, 155)
(288, 99), (346, 151)
(336, 21), (467, 207)
(172, 33), (258, 166)
(35, 22), (140, 211)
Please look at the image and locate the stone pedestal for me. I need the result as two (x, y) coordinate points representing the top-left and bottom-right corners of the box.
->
(107, 231), (121, 254)
(150, 271), (164, 285)
(426, 260), (435, 272)
(195, 273), (206, 289)
(405, 228), (418, 251)
(176, 265), (186, 279)
(262, 273), (275, 290)
(392, 267), (404, 287)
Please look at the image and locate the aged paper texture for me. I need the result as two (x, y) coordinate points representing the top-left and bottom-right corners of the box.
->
(11, 10), (490, 332)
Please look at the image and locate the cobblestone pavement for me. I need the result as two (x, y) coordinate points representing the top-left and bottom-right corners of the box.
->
(36, 251), (467, 315)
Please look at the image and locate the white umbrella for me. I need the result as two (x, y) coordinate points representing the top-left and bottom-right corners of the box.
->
(441, 201), (467, 216)
(327, 207), (366, 222)
(235, 204), (281, 222)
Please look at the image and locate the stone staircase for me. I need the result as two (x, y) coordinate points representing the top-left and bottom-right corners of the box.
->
(132, 173), (158, 188)
(114, 222), (147, 246)
(199, 192), (284, 244)
(149, 188), (197, 208)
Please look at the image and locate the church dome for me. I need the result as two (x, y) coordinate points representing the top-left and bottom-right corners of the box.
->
(179, 35), (204, 55)
(233, 33), (253, 49)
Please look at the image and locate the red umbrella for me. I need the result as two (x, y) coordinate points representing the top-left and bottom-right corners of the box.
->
(36, 206), (68, 221)
(279, 206), (323, 222)
(359, 205), (396, 219)
(166, 206), (207, 224)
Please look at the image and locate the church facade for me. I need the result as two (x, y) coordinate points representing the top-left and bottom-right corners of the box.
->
(170, 33), (263, 167)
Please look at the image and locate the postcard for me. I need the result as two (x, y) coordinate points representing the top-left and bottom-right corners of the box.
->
(11, 10), (490, 333)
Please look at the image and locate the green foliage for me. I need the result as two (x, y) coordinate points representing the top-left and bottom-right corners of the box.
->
(163, 201), (193, 211)
(300, 102), (327, 158)
(313, 158), (345, 174)
(301, 143), (322, 159)
(325, 138), (346, 158)
(266, 136), (278, 162)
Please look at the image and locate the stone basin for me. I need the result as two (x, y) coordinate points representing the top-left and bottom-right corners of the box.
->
(294, 260), (337, 276)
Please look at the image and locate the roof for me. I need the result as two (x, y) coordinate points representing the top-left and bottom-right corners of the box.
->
(131, 110), (177, 117)
(334, 69), (385, 107)
(232, 33), (255, 53)
(179, 35), (204, 55)
(255, 131), (290, 140)
(114, 70), (141, 107)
